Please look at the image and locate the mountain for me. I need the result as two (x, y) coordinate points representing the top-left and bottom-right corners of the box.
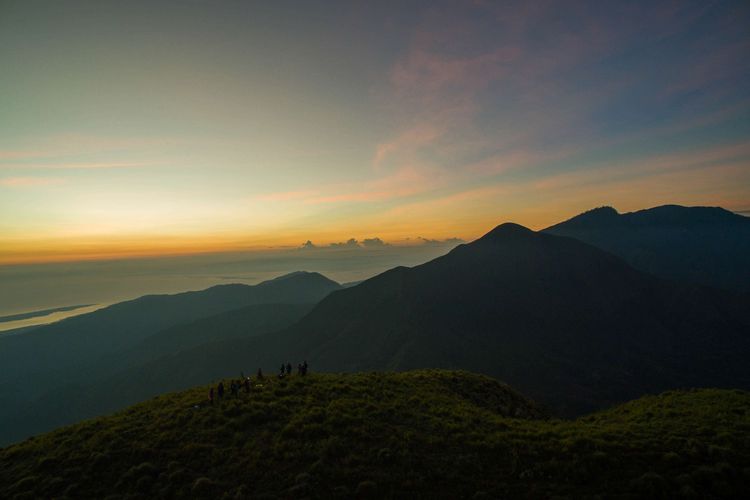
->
(0, 302), (315, 446)
(2, 370), (748, 498)
(128, 302), (314, 362)
(0, 271), (340, 386)
(0, 272), (341, 446)
(231, 223), (750, 417)
(544, 205), (750, 292)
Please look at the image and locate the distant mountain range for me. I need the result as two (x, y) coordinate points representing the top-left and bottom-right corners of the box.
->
(3, 204), (750, 447)
(545, 205), (750, 292)
(0, 272), (341, 446)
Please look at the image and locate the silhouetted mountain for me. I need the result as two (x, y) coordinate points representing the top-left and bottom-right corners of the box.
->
(0, 304), (93, 323)
(0, 272), (340, 446)
(544, 204), (750, 292)
(0, 271), (338, 385)
(228, 223), (750, 417)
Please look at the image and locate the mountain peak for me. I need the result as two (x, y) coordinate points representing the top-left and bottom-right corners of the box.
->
(478, 222), (535, 242)
(584, 205), (619, 217)
(557, 206), (620, 227)
(629, 204), (744, 225)
(266, 271), (317, 282)
(258, 271), (339, 287)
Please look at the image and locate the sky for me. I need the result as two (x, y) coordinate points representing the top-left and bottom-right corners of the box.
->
(1, 0), (749, 265)
(0, 241), (459, 323)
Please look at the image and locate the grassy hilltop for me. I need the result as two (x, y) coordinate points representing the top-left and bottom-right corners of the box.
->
(2, 370), (749, 499)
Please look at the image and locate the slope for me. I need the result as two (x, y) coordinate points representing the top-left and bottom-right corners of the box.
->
(0, 271), (339, 386)
(1, 371), (748, 498)
(243, 223), (750, 416)
(0, 271), (341, 446)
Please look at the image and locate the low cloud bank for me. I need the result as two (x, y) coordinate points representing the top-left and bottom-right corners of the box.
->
(299, 236), (464, 250)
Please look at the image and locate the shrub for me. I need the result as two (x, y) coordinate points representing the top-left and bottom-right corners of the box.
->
(629, 472), (667, 496)
(662, 451), (681, 464)
(11, 476), (38, 492)
(355, 480), (378, 498)
(191, 477), (216, 496)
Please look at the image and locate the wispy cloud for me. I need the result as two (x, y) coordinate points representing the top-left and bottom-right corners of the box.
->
(364, 1), (750, 210)
(257, 190), (319, 202)
(0, 151), (51, 161)
(249, 2), (749, 223)
(0, 133), (180, 171)
(532, 141), (750, 191)
(257, 165), (437, 205)
(0, 177), (64, 187)
(0, 161), (158, 170)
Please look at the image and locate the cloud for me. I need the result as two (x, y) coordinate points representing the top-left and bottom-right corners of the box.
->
(256, 165), (436, 206)
(0, 134), (179, 172)
(364, 1), (749, 209)
(362, 237), (388, 247)
(0, 161), (158, 170)
(259, 190), (318, 202)
(532, 141), (750, 192)
(0, 177), (64, 187)
(329, 238), (360, 249)
(247, 4), (749, 220)
(298, 237), (391, 250)
(0, 151), (49, 161)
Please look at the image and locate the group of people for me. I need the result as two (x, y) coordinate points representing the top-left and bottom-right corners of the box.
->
(279, 360), (308, 378)
(208, 378), (250, 404)
(207, 361), (309, 404)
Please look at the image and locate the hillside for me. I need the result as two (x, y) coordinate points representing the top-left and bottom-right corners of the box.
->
(2, 371), (749, 498)
(0, 271), (341, 446)
(236, 223), (750, 417)
(1, 303), (314, 447)
(544, 205), (750, 292)
(0, 271), (340, 384)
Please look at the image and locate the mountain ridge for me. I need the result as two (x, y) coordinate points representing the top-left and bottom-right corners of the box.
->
(544, 204), (750, 292)
(233, 221), (750, 417)
(0, 271), (342, 446)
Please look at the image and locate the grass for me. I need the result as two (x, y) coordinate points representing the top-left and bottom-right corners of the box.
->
(1, 370), (749, 498)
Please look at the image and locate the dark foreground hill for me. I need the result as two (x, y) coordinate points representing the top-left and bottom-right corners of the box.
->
(2, 371), (749, 499)
(0, 271), (341, 446)
(544, 205), (750, 292)
(242, 223), (750, 416)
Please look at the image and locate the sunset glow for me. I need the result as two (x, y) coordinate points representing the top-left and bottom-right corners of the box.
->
(1, 1), (749, 264)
